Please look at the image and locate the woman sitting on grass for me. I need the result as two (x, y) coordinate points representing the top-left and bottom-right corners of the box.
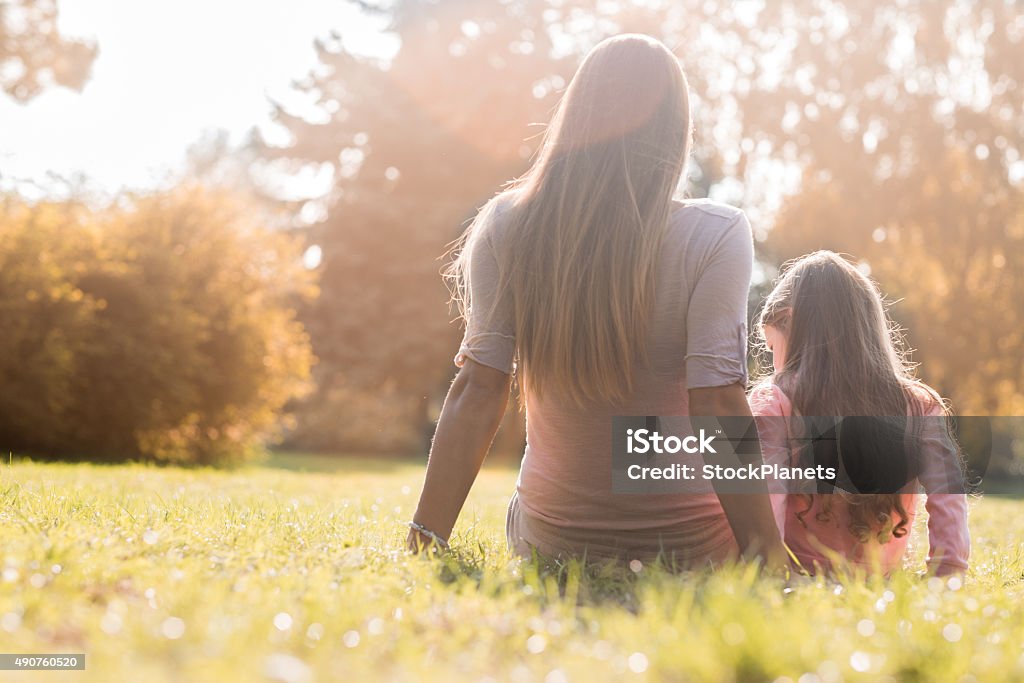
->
(750, 251), (970, 577)
(406, 33), (785, 568)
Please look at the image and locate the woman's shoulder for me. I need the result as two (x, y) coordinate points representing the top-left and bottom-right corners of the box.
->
(667, 199), (752, 251)
(670, 198), (749, 228)
(473, 191), (521, 248)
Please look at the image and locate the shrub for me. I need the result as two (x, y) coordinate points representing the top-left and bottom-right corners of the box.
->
(0, 185), (315, 465)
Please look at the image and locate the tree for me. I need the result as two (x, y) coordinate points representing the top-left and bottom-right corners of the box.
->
(720, 0), (1024, 416)
(0, 0), (97, 101)
(260, 0), (1024, 453)
(255, 1), (583, 452)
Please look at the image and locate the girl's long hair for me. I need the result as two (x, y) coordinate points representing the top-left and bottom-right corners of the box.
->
(758, 251), (947, 544)
(446, 34), (691, 406)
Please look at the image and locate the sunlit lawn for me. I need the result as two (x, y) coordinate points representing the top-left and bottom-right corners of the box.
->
(1, 454), (1023, 682)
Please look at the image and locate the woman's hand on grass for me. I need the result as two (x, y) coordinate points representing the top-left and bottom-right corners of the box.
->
(407, 359), (512, 556)
(406, 528), (441, 554)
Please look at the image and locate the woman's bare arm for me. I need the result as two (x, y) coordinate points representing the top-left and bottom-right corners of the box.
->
(690, 382), (789, 569)
(407, 358), (512, 551)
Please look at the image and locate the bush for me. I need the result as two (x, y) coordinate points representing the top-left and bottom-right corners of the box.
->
(0, 185), (315, 465)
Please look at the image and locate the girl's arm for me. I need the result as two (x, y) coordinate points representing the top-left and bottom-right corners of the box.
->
(923, 494), (969, 576)
(407, 358), (511, 551)
(918, 403), (971, 575)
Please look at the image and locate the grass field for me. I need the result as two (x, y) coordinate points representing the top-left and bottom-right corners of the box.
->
(1, 455), (1023, 683)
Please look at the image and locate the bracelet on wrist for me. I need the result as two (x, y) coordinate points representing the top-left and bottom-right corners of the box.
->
(407, 521), (450, 550)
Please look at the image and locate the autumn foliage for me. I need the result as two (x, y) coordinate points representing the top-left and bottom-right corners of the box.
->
(0, 187), (315, 464)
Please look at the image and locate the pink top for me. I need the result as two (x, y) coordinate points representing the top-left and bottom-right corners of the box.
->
(749, 382), (970, 576)
(455, 197), (755, 562)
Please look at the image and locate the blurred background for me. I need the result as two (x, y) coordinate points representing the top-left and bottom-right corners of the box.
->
(1, 0), (1022, 473)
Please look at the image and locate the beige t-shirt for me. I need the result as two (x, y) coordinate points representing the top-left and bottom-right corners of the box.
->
(455, 198), (753, 550)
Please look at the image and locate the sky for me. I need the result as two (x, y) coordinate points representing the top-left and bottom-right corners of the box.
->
(0, 0), (398, 198)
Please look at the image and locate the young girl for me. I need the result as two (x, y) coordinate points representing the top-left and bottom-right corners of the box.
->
(750, 251), (970, 576)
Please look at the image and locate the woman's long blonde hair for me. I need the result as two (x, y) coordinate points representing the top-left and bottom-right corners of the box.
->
(446, 34), (691, 406)
(758, 251), (948, 544)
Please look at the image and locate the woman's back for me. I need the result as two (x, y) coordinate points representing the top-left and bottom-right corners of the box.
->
(410, 35), (784, 568)
(459, 196), (756, 562)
